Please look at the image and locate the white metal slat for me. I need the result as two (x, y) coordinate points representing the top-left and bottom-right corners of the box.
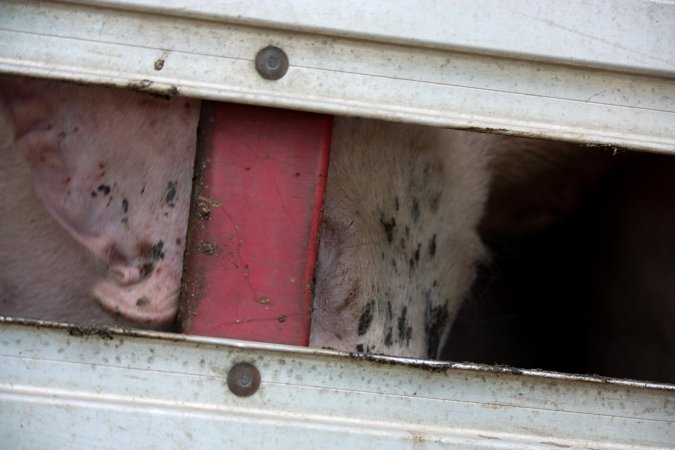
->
(67, 0), (675, 76)
(1, 319), (673, 449)
(0, 0), (673, 151)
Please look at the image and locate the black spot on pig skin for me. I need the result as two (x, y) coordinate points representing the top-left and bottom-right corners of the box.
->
(384, 328), (393, 346)
(379, 213), (396, 244)
(425, 304), (449, 358)
(152, 241), (165, 260)
(357, 300), (375, 336)
(397, 306), (412, 346)
(139, 262), (155, 278)
(428, 234), (437, 258)
(138, 240), (165, 262)
(166, 181), (177, 204)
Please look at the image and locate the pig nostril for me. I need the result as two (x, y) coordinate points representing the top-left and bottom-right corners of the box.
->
(109, 263), (148, 286)
(109, 266), (129, 284)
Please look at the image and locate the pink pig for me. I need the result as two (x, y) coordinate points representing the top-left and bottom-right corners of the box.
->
(0, 75), (199, 326)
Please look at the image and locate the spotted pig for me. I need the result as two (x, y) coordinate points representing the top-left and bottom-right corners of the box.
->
(311, 117), (609, 358)
(0, 75), (199, 327)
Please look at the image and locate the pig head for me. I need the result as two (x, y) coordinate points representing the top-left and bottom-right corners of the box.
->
(0, 75), (199, 325)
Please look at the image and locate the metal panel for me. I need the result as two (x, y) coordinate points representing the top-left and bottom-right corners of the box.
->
(1, 2), (674, 447)
(0, 0), (673, 152)
(1, 318), (674, 449)
(70, 0), (675, 76)
(181, 102), (331, 344)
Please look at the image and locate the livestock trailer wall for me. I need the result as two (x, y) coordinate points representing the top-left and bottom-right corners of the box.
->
(1, 1), (674, 448)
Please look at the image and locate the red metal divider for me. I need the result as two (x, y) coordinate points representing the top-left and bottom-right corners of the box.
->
(180, 102), (332, 346)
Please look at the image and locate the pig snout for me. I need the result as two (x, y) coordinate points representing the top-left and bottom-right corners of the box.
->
(93, 258), (182, 325)
(0, 75), (199, 326)
(92, 229), (189, 325)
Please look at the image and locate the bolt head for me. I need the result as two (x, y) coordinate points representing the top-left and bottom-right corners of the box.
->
(227, 362), (261, 397)
(255, 46), (289, 80)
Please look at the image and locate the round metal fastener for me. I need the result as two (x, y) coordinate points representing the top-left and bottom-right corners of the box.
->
(227, 362), (261, 397)
(255, 46), (289, 80)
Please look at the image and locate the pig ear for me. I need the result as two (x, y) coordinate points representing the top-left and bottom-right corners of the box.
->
(0, 75), (57, 140)
(2, 77), (68, 187)
(1, 78), (102, 249)
(14, 128), (112, 256)
(15, 131), (67, 174)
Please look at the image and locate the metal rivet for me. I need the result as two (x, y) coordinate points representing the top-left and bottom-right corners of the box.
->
(255, 46), (289, 80)
(227, 362), (261, 397)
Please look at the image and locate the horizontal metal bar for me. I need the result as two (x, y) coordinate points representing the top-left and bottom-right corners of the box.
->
(1, 318), (674, 448)
(70, 0), (675, 77)
(0, 0), (673, 152)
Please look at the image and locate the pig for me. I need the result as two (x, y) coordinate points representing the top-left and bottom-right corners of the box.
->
(0, 74), (611, 362)
(310, 118), (611, 358)
(0, 104), (110, 325)
(310, 119), (490, 358)
(0, 75), (199, 327)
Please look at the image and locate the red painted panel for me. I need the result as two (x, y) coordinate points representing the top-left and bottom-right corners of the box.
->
(180, 102), (332, 346)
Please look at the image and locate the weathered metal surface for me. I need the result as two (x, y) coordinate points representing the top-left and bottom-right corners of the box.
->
(1, 1), (674, 447)
(180, 103), (331, 345)
(0, 0), (673, 152)
(1, 318), (674, 449)
(71, 0), (673, 77)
